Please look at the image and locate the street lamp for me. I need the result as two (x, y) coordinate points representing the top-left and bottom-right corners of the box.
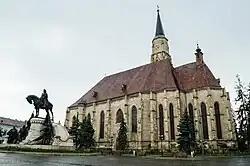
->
(160, 135), (164, 155)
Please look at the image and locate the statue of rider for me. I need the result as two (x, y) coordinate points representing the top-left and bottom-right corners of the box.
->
(40, 89), (48, 108)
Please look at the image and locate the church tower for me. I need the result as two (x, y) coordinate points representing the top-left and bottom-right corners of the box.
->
(151, 7), (171, 63)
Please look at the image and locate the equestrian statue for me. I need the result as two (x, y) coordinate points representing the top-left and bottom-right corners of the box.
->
(26, 89), (54, 121)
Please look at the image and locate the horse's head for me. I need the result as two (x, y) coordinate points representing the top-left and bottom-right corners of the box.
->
(26, 95), (33, 104)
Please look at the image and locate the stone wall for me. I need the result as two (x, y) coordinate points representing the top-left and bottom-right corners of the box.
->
(65, 87), (236, 150)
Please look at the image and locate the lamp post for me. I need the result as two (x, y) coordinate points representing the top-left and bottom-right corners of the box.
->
(160, 135), (164, 155)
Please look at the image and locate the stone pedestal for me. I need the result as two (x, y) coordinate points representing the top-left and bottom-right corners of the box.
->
(21, 118), (44, 144)
(21, 117), (73, 147)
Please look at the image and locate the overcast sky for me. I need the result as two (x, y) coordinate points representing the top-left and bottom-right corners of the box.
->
(0, 0), (249, 123)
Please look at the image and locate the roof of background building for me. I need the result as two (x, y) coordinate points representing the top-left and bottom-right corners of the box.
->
(0, 117), (25, 127)
(69, 59), (221, 108)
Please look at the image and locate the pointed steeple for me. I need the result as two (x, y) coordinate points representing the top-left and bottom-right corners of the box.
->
(155, 6), (165, 37)
(151, 6), (171, 63)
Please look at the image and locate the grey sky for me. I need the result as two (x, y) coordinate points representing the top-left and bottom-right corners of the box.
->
(0, 0), (249, 123)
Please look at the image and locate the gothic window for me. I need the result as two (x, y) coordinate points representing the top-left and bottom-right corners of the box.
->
(214, 102), (222, 139)
(99, 111), (105, 139)
(159, 104), (164, 139)
(116, 109), (123, 123)
(169, 103), (175, 140)
(132, 105), (137, 133)
(201, 102), (209, 139)
(188, 103), (196, 141)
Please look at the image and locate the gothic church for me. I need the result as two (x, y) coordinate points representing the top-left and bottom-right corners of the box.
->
(64, 9), (236, 150)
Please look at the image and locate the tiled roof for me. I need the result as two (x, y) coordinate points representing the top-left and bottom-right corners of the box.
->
(69, 60), (221, 108)
(70, 60), (177, 107)
(173, 62), (221, 90)
(0, 117), (25, 127)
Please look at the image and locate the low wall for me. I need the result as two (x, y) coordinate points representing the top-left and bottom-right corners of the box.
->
(0, 144), (75, 151)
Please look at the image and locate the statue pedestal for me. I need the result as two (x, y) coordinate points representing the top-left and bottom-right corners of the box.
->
(21, 118), (44, 144)
(21, 117), (73, 147)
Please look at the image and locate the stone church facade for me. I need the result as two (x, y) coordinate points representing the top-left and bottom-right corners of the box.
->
(64, 9), (237, 150)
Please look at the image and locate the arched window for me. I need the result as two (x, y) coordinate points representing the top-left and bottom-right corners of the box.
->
(132, 106), (137, 133)
(159, 104), (164, 139)
(201, 102), (209, 139)
(116, 109), (123, 123)
(188, 103), (196, 141)
(214, 102), (222, 139)
(100, 111), (105, 139)
(169, 103), (175, 140)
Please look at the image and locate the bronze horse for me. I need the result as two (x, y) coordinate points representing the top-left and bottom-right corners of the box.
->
(26, 95), (54, 121)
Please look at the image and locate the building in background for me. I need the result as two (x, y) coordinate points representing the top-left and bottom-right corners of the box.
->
(0, 116), (25, 135)
(64, 9), (237, 150)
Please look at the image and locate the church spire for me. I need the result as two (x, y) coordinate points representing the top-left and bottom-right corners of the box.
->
(196, 43), (202, 53)
(155, 6), (165, 37)
(151, 6), (171, 63)
(195, 43), (204, 66)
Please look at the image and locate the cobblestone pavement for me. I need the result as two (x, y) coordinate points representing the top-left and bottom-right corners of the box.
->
(0, 153), (250, 166)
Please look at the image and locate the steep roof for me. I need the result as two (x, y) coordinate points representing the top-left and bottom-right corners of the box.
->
(69, 60), (221, 108)
(173, 62), (221, 90)
(0, 117), (25, 127)
(70, 60), (177, 107)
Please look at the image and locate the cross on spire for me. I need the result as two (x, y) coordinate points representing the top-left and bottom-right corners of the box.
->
(196, 43), (202, 53)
